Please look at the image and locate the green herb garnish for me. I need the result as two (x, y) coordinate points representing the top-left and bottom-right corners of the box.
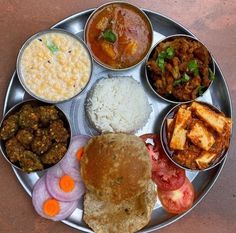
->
(173, 79), (182, 86)
(188, 59), (199, 76)
(197, 85), (207, 96)
(208, 68), (216, 80)
(102, 29), (117, 43)
(46, 40), (59, 54)
(173, 73), (190, 86)
(182, 73), (190, 82)
(157, 56), (165, 72)
(156, 47), (174, 72)
(166, 47), (174, 59)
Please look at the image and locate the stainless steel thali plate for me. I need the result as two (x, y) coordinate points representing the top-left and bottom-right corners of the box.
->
(2, 8), (232, 233)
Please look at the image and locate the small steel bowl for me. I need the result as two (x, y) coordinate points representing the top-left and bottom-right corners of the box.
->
(84, 1), (153, 71)
(145, 34), (215, 104)
(16, 28), (93, 104)
(160, 101), (232, 172)
(0, 99), (72, 173)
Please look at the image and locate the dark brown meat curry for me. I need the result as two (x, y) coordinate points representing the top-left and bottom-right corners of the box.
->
(147, 37), (214, 101)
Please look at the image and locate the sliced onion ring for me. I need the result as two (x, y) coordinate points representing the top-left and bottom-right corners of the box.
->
(60, 135), (90, 180)
(32, 176), (78, 221)
(46, 164), (85, 201)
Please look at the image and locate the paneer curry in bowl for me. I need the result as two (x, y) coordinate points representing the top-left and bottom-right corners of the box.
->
(84, 2), (153, 70)
(160, 101), (232, 171)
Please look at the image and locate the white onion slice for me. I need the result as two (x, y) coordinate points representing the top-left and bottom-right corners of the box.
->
(46, 164), (85, 201)
(32, 176), (78, 221)
(60, 135), (90, 180)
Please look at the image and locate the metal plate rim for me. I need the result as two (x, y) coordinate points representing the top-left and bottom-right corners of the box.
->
(2, 8), (233, 233)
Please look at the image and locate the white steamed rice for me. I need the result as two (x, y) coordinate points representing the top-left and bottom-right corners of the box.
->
(85, 76), (152, 133)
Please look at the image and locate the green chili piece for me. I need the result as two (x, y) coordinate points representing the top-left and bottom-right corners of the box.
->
(166, 47), (174, 59)
(46, 40), (59, 54)
(182, 73), (190, 82)
(158, 57), (165, 72)
(156, 51), (166, 72)
(188, 59), (199, 76)
(173, 79), (182, 86)
(173, 73), (190, 86)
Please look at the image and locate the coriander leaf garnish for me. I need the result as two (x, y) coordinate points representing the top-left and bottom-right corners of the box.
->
(188, 60), (197, 70)
(159, 51), (166, 58)
(156, 55), (165, 72)
(156, 51), (167, 72)
(188, 59), (199, 76)
(208, 68), (216, 80)
(173, 79), (182, 86)
(182, 73), (190, 82)
(173, 73), (191, 86)
(102, 29), (117, 43)
(197, 85), (207, 96)
(156, 47), (175, 72)
(46, 40), (59, 54)
(166, 47), (174, 59)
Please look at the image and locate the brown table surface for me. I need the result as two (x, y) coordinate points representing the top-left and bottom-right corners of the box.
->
(0, 0), (235, 233)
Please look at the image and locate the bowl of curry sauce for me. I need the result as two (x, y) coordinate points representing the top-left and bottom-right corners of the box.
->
(145, 35), (215, 104)
(84, 1), (153, 70)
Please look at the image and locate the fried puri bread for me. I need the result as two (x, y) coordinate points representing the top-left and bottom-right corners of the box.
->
(80, 133), (151, 203)
(83, 180), (157, 233)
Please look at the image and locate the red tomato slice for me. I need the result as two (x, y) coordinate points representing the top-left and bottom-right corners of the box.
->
(152, 159), (186, 191)
(140, 133), (185, 191)
(158, 177), (195, 214)
(145, 143), (161, 171)
(140, 134), (164, 171)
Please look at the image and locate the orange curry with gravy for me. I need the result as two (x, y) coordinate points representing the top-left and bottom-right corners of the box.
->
(85, 3), (152, 69)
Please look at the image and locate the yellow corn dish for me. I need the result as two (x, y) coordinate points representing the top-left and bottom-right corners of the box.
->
(19, 31), (92, 102)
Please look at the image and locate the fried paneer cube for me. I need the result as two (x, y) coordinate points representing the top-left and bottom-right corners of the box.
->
(170, 107), (191, 150)
(166, 118), (174, 140)
(187, 122), (215, 151)
(195, 151), (218, 169)
(191, 102), (226, 133)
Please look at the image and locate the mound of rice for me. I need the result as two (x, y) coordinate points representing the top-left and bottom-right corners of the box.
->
(85, 76), (152, 133)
